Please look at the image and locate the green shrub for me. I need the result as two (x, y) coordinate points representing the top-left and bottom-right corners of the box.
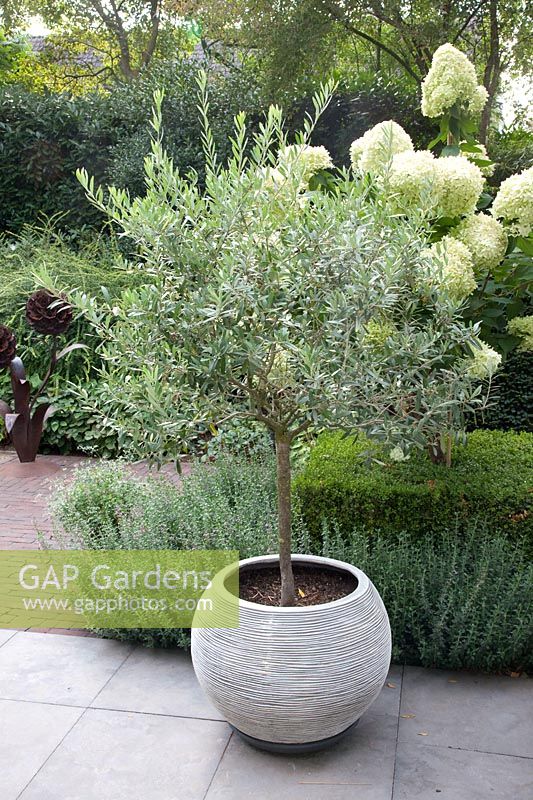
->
(39, 382), (124, 458)
(488, 128), (533, 188)
(481, 351), (533, 432)
(50, 455), (533, 671)
(0, 62), (260, 233)
(294, 429), (533, 548)
(0, 226), (140, 456)
(0, 226), (136, 381)
(322, 523), (533, 673)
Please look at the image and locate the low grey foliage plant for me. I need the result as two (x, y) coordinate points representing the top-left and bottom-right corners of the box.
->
(322, 522), (533, 673)
(49, 456), (308, 648)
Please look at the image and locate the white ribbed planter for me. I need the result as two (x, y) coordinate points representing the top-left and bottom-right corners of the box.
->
(191, 554), (391, 750)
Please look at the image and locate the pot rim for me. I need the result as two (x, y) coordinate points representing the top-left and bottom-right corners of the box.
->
(220, 553), (369, 612)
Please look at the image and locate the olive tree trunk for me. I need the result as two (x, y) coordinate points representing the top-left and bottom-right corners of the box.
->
(275, 431), (296, 606)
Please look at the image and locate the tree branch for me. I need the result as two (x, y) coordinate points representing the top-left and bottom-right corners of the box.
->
(453, 0), (491, 43)
(319, 1), (422, 83)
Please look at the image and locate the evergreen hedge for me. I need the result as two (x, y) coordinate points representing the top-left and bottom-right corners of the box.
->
(294, 429), (533, 549)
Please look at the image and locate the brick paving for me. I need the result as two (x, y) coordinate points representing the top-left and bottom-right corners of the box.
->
(0, 452), (89, 549)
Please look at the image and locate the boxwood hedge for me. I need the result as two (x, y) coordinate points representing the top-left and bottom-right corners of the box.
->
(294, 429), (533, 549)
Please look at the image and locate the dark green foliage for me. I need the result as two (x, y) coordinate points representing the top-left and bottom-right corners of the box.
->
(0, 227), (138, 455)
(294, 430), (533, 548)
(480, 351), (533, 433)
(50, 455), (533, 671)
(0, 89), (105, 232)
(294, 77), (435, 167)
(39, 384), (123, 458)
(0, 62), (261, 233)
(488, 128), (533, 188)
(322, 523), (533, 672)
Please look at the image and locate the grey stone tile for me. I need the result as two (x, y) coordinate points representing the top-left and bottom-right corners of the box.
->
(0, 632), (132, 706)
(0, 628), (16, 647)
(19, 708), (230, 800)
(399, 666), (533, 758)
(393, 741), (533, 800)
(91, 645), (224, 720)
(0, 698), (83, 800)
(205, 707), (398, 800)
(371, 664), (403, 716)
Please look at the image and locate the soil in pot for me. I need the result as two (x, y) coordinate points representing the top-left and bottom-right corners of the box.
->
(239, 564), (357, 607)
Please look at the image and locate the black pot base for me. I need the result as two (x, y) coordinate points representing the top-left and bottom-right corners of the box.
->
(230, 719), (360, 754)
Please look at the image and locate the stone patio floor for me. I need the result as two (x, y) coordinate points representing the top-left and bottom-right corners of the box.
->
(0, 452), (532, 799)
(0, 630), (531, 800)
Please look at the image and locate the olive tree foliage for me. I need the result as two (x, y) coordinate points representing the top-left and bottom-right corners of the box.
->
(70, 78), (485, 604)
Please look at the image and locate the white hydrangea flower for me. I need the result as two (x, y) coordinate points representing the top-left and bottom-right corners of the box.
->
(388, 150), (439, 210)
(508, 316), (533, 352)
(278, 144), (333, 182)
(434, 156), (484, 219)
(467, 340), (502, 379)
(268, 349), (296, 390)
(491, 166), (533, 237)
(349, 136), (365, 168)
(452, 213), (508, 273)
(422, 236), (477, 301)
(349, 120), (413, 173)
(460, 142), (495, 177)
(421, 43), (487, 119)
(389, 445), (409, 463)
(258, 165), (286, 190)
(469, 85), (489, 117)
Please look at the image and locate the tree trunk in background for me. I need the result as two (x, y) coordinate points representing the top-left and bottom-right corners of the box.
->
(275, 432), (296, 606)
(480, 0), (501, 143)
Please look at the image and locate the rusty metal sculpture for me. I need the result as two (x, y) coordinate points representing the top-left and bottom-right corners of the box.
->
(0, 291), (82, 464)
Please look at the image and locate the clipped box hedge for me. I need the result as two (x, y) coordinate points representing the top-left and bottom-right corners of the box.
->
(294, 429), (533, 548)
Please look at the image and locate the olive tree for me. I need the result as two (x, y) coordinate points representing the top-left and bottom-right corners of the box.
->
(71, 78), (485, 605)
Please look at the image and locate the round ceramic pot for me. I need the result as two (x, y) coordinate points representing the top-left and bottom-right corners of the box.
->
(191, 554), (391, 752)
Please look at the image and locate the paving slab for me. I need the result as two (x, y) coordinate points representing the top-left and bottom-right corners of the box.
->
(372, 664), (403, 715)
(91, 644), (224, 720)
(0, 631), (132, 705)
(0, 698), (83, 800)
(0, 632), (530, 800)
(393, 741), (533, 800)
(399, 665), (533, 758)
(205, 711), (398, 800)
(204, 671), (402, 800)
(18, 707), (231, 800)
(0, 628), (16, 647)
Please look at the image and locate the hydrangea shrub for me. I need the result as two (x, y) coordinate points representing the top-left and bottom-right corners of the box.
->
(349, 42), (532, 361)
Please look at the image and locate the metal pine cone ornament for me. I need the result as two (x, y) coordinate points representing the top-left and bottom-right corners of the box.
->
(0, 325), (17, 369)
(26, 290), (73, 336)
